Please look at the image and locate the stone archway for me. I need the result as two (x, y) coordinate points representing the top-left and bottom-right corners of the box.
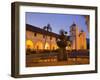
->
(51, 44), (58, 50)
(44, 42), (50, 50)
(35, 41), (43, 50)
(26, 40), (34, 50)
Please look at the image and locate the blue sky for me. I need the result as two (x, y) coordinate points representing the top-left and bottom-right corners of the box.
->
(26, 12), (89, 38)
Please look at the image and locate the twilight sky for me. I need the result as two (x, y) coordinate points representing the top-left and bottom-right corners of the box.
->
(26, 12), (89, 38)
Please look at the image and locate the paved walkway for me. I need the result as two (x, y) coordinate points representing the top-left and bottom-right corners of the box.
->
(26, 57), (89, 67)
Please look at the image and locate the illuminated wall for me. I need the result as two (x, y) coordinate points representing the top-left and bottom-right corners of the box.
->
(26, 23), (87, 51)
(26, 31), (58, 51)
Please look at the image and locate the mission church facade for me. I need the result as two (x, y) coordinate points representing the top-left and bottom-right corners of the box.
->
(26, 23), (87, 51)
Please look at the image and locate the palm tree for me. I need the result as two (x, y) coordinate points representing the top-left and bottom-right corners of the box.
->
(43, 24), (52, 50)
(83, 15), (89, 32)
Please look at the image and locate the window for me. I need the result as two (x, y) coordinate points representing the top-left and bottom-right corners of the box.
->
(34, 33), (37, 37)
(50, 37), (52, 40)
(43, 35), (45, 38)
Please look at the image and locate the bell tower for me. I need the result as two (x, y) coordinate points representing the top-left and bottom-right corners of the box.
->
(70, 22), (79, 50)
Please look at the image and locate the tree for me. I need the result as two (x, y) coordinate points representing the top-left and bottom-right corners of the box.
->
(56, 29), (68, 61)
